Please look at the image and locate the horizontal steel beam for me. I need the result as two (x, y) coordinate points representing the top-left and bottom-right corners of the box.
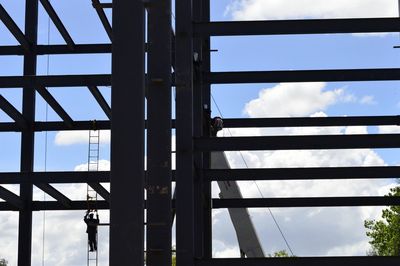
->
(0, 95), (28, 129)
(0, 115), (398, 131)
(213, 196), (400, 208)
(36, 86), (74, 127)
(88, 86), (111, 119)
(0, 199), (171, 211)
(32, 200), (109, 210)
(96, 2), (112, 9)
(0, 120), (111, 132)
(223, 116), (400, 128)
(0, 186), (23, 209)
(0, 74), (111, 88)
(196, 257), (400, 266)
(35, 183), (72, 208)
(0, 118), (178, 132)
(206, 68), (400, 84)
(39, 0), (75, 49)
(0, 171), (110, 184)
(194, 17), (400, 36)
(0, 44), (112, 55)
(0, 171), (177, 184)
(0, 5), (30, 50)
(34, 120), (110, 131)
(206, 166), (400, 181)
(195, 134), (400, 151)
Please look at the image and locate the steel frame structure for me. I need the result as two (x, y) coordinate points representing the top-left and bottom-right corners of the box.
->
(1, 0), (400, 265)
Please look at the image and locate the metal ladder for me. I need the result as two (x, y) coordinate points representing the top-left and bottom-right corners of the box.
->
(87, 129), (100, 266)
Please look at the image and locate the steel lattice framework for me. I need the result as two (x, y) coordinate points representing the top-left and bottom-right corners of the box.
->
(1, 0), (400, 265)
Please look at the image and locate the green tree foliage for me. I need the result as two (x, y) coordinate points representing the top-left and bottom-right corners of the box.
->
(364, 186), (400, 256)
(267, 250), (292, 257)
(0, 258), (7, 266)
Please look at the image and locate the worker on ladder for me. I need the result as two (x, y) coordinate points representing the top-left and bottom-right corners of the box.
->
(84, 210), (100, 252)
(210, 116), (224, 136)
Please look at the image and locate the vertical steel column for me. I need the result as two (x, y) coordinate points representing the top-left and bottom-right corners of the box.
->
(193, 0), (205, 259)
(201, 0), (212, 258)
(175, 0), (195, 265)
(110, 0), (145, 265)
(18, 1), (38, 265)
(146, 0), (172, 265)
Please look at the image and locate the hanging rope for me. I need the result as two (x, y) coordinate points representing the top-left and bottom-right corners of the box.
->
(211, 93), (295, 256)
(41, 5), (52, 265)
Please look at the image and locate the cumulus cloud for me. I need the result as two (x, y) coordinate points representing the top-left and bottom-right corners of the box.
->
(378, 125), (400, 134)
(359, 95), (377, 105)
(226, 0), (397, 20)
(242, 83), (378, 119)
(244, 82), (343, 118)
(55, 130), (110, 146)
(74, 159), (111, 171)
(211, 81), (396, 256)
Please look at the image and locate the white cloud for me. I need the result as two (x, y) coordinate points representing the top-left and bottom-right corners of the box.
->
(359, 95), (377, 105)
(378, 125), (400, 134)
(210, 81), (396, 257)
(244, 82), (343, 118)
(54, 130), (110, 146)
(226, 0), (397, 20)
(74, 159), (111, 171)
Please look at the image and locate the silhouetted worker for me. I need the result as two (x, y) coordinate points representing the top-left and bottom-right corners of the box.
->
(210, 116), (224, 136)
(84, 210), (100, 252)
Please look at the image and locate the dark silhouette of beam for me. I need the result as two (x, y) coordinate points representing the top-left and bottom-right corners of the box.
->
(39, 0), (75, 49)
(88, 86), (111, 119)
(0, 95), (28, 129)
(195, 17), (400, 37)
(35, 183), (72, 208)
(36, 86), (74, 127)
(0, 186), (23, 209)
(92, 0), (112, 41)
(0, 5), (30, 50)
(88, 182), (110, 202)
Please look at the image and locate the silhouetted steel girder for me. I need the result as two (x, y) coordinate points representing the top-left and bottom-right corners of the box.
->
(195, 134), (400, 151)
(0, 171), (110, 184)
(35, 183), (72, 208)
(222, 116), (400, 128)
(88, 182), (110, 202)
(0, 95), (28, 129)
(0, 186), (23, 209)
(92, 0), (113, 41)
(213, 196), (400, 208)
(3, 68), (400, 90)
(0, 120), (111, 132)
(0, 200), (109, 211)
(1, 115), (399, 132)
(205, 166), (400, 181)
(1, 196), (399, 211)
(0, 74), (111, 88)
(0, 171), (175, 184)
(0, 5), (30, 51)
(35, 200), (109, 211)
(0, 44), (111, 55)
(194, 17), (400, 36)
(39, 0), (75, 49)
(36, 86), (74, 127)
(206, 68), (400, 84)
(88, 86), (112, 119)
(196, 257), (400, 266)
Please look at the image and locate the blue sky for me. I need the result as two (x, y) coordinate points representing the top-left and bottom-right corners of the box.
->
(1, 0), (400, 265)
